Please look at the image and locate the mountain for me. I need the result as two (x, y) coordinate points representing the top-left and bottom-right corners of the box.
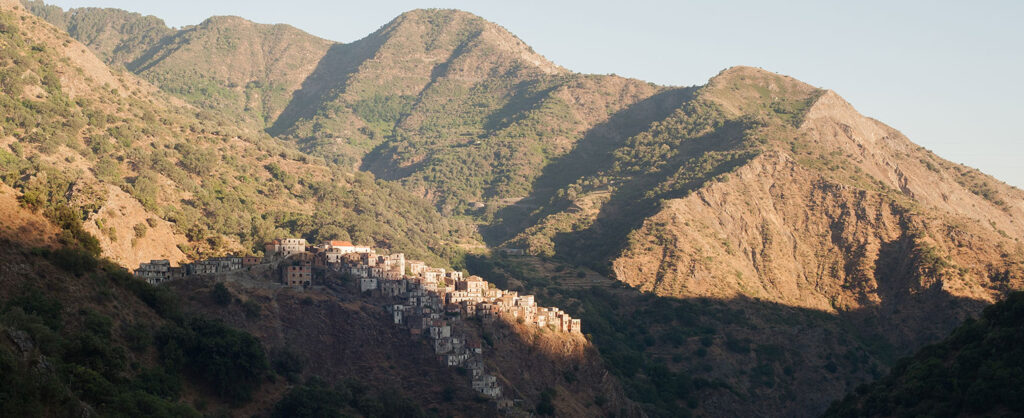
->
(11, 0), (1024, 416)
(21, 0), (336, 129)
(489, 67), (1024, 414)
(27, 4), (682, 213)
(2, 0), (475, 270)
(127, 15), (333, 128)
(825, 291), (1024, 417)
(20, 0), (174, 67)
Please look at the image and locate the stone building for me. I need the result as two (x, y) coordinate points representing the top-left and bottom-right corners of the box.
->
(134, 260), (171, 284)
(283, 264), (312, 286)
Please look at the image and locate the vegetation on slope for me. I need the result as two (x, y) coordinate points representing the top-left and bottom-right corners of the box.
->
(826, 291), (1024, 417)
(0, 205), (442, 417)
(0, 243), (265, 416)
(2, 3), (474, 267)
(21, 0), (173, 67)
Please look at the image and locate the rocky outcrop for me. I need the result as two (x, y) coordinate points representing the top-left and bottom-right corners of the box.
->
(614, 152), (1022, 314)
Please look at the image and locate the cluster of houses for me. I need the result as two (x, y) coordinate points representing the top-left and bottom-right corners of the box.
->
(262, 239), (582, 334)
(135, 237), (582, 404)
(134, 255), (262, 284)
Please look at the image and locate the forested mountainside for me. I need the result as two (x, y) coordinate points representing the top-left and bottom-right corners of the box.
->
(10, 0), (1024, 416)
(825, 291), (1024, 417)
(2, 0), (476, 271)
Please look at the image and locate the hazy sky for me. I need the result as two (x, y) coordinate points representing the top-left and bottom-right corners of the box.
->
(45, 0), (1024, 188)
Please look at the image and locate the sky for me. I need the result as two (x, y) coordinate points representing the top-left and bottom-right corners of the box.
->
(44, 0), (1024, 188)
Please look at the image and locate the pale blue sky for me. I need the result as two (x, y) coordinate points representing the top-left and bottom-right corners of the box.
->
(46, 0), (1024, 188)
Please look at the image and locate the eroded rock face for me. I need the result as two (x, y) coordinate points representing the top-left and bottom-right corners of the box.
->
(82, 185), (188, 269)
(615, 152), (1021, 312)
(612, 75), (1024, 316)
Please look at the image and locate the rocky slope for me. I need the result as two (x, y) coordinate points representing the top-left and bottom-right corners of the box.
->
(612, 67), (1024, 319)
(503, 67), (1024, 415)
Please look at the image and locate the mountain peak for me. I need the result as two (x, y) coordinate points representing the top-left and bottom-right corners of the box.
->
(373, 8), (564, 75)
(701, 65), (821, 117)
(195, 14), (317, 37)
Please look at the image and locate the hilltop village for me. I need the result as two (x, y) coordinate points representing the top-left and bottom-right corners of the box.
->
(134, 238), (581, 404)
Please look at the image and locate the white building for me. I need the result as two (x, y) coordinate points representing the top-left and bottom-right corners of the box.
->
(265, 238), (308, 257)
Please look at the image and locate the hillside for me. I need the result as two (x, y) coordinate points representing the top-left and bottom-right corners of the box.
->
(486, 67), (1024, 414)
(127, 15), (333, 128)
(2, 0), (476, 269)
(164, 268), (635, 417)
(0, 194), (496, 417)
(20, 0), (173, 67)
(608, 67), (1023, 320)
(825, 291), (1024, 417)
(30, 4), (685, 214)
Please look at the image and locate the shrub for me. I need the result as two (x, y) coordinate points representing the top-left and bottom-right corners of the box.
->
(156, 317), (269, 404)
(242, 299), (261, 319)
(211, 283), (231, 306)
(133, 223), (147, 238)
(271, 382), (348, 418)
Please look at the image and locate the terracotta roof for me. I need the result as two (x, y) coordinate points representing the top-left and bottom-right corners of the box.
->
(328, 240), (354, 247)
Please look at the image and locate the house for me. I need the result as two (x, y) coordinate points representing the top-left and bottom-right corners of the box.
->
(472, 374), (501, 398)
(434, 338), (453, 354)
(478, 302), (496, 318)
(348, 265), (369, 279)
(134, 260), (171, 284)
(499, 248), (525, 256)
(321, 240), (358, 253)
(208, 256), (242, 272)
(188, 260), (218, 276)
(242, 256), (262, 266)
(381, 279), (407, 297)
(407, 260), (428, 277)
(447, 290), (471, 304)
(169, 266), (186, 281)
(459, 275), (488, 297)
(391, 305), (405, 324)
(429, 321), (451, 339)
(360, 277), (378, 292)
(461, 301), (477, 317)
(283, 264), (312, 287)
(380, 253), (405, 275)
(265, 238), (308, 258)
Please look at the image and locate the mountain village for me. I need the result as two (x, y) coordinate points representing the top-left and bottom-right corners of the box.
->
(134, 238), (581, 407)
